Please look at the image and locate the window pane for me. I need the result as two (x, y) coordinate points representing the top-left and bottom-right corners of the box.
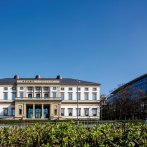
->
(61, 93), (64, 100)
(84, 93), (89, 100)
(92, 108), (97, 116)
(36, 94), (40, 99)
(84, 108), (89, 116)
(20, 87), (24, 90)
(44, 93), (49, 99)
(76, 108), (81, 116)
(4, 108), (8, 116)
(68, 93), (72, 100)
(53, 92), (57, 98)
(28, 94), (32, 98)
(12, 93), (16, 100)
(61, 108), (64, 116)
(4, 93), (8, 100)
(20, 93), (24, 98)
(93, 93), (97, 100)
(68, 108), (73, 116)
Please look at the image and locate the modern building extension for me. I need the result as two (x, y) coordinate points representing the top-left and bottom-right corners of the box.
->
(106, 74), (147, 120)
(0, 75), (100, 120)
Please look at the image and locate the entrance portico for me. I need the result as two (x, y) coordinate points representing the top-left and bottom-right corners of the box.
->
(15, 99), (61, 120)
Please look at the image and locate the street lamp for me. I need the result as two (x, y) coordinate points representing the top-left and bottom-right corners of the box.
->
(77, 79), (80, 124)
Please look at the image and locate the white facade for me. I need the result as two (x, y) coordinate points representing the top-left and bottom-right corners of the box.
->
(0, 75), (100, 120)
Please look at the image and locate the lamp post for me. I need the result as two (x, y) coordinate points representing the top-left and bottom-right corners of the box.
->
(77, 79), (80, 124)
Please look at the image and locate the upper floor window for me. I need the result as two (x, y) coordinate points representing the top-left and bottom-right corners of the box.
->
(28, 93), (32, 98)
(93, 88), (97, 91)
(78, 88), (81, 91)
(44, 93), (49, 99)
(20, 93), (24, 98)
(4, 93), (8, 100)
(61, 108), (65, 116)
(12, 93), (16, 100)
(53, 92), (57, 98)
(61, 87), (64, 91)
(36, 87), (41, 91)
(92, 108), (97, 116)
(53, 87), (57, 90)
(3, 108), (8, 116)
(44, 87), (49, 91)
(69, 87), (72, 91)
(68, 108), (73, 116)
(20, 87), (24, 90)
(61, 93), (64, 100)
(28, 87), (33, 91)
(93, 93), (97, 100)
(12, 87), (16, 90)
(36, 93), (40, 99)
(77, 93), (81, 100)
(85, 88), (89, 91)
(84, 93), (89, 100)
(68, 93), (72, 100)
(4, 87), (8, 90)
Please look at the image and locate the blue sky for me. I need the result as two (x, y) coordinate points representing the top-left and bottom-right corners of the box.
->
(0, 0), (147, 94)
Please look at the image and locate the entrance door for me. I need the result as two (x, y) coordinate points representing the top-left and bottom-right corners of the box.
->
(35, 106), (41, 118)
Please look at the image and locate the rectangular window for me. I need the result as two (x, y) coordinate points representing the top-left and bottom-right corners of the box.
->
(44, 93), (49, 99)
(28, 87), (33, 91)
(53, 87), (57, 90)
(3, 108), (8, 116)
(92, 108), (97, 116)
(85, 88), (89, 91)
(77, 93), (81, 100)
(68, 108), (73, 116)
(53, 92), (57, 98)
(4, 87), (8, 90)
(93, 88), (97, 91)
(78, 88), (81, 91)
(28, 93), (32, 98)
(76, 108), (81, 116)
(12, 87), (16, 90)
(61, 108), (65, 116)
(93, 93), (97, 100)
(12, 93), (16, 100)
(20, 93), (24, 98)
(11, 108), (15, 116)
(44, 87), (49, 91)
(36, 93), (40, 99)
(69, 87), (72, 91)
(19, 109), (22, 115)
(36, 87), (41, 91)
(68, 93), (72, 100)
(20, 87), (24, 90)
(84, 93), (89, 100)
(61, 87), (64, 90)
(4, 93), (8, 100)
(61, 93), (64, 100)
(84, 108), (89, 116)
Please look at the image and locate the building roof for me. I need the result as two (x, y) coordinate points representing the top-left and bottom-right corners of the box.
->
(0, 77), (100, 86)
(111, 73), (147, 94)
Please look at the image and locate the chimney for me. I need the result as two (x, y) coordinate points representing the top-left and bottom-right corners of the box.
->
(14, 75), (19, 79)
(56, 75), (62, 80)
(35, 75), (41, 79)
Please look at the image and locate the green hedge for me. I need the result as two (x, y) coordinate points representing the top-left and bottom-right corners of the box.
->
(0, 122), (146, 146)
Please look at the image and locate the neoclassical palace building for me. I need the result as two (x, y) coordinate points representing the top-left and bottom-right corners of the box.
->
(0, 75), (100, 120)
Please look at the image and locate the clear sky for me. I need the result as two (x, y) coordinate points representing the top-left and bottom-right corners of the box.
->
(0, 0), (146, 94)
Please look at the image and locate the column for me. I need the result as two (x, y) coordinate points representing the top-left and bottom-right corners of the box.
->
(58, 103), (61, 118)
(33, 104), (35, 119)
(23, 103), (26, 119)
(41, 104), (44, 119)
(50, 103), (54, 119)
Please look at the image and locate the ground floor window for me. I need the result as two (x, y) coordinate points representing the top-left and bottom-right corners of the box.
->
(11, 108), (15, 116)
(61, 108), (65, 116)
(68, 108), (73, 116)
(84, 108), (89, 116)
(3, 108), (8, 116)
(92, 108), (97, 116)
